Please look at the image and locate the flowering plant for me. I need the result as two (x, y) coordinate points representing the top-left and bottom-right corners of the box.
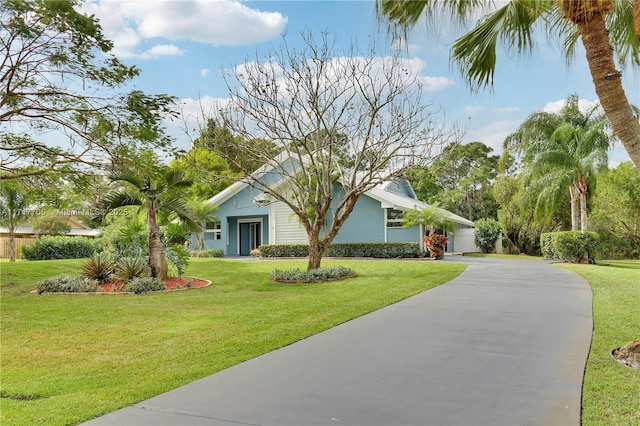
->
(424, 234), (449, 259)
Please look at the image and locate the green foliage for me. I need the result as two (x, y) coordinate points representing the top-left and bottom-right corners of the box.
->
(540, 232), (600, 263)
(272, 266), (356, 282)
(124, 277), (166, 294)
(406, 142), (499, 220)
(82, 252), (115, 284)
(21, 236), (95, 260)
(423, 234), (448, 259)
(590, 162), (640, 258)
(474, 218), (502, 253)
(36, 275), (98, 294)
(31, 212), (71, 236)
(114, 257), (150, 281)
(258, 243), (422, 258)
(165, 245), (190, 278)
(190, 249), (224, 258)
(402, 206), (456, 233)
(170, 146), (240, 199)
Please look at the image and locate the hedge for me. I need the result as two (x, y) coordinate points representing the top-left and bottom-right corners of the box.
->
(258, 242), (422, 258)
(540, 231), (600, 263)
(21, 236), (96, 260)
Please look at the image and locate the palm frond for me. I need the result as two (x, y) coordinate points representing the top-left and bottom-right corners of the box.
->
(452, 0), (551, 90)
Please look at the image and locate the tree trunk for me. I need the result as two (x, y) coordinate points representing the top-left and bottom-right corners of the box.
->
(569, 185), (579, 231)
(8, 222), (16, 262)
(307, 233), (327, 271)
(579, 189), (589, 232)
(569, 2), (640, 169)
(148, 209), (168, 280)
(197, 232), (205, 251)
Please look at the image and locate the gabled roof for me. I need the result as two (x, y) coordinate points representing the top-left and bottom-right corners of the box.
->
(205, 153), (474, 227)
(365, 185), (474, 227)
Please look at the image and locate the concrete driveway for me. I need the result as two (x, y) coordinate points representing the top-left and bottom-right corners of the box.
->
(83, 256), (593, 426)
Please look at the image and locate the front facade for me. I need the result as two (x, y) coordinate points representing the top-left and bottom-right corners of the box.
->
(195, 173), (475, 256)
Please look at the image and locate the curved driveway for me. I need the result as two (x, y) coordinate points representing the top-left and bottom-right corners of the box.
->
(85, 257), (593, 426)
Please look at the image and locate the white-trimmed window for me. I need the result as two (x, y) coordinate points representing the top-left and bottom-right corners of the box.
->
(386, 209), (405, 228)
(204, 222), (222, 240)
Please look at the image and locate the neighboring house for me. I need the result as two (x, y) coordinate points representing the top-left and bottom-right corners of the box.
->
(195, 160), (476, 256)
(0, 216), (101, 258)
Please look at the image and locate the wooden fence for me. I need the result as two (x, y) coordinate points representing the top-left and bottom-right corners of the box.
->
(0, 237), (34, 259)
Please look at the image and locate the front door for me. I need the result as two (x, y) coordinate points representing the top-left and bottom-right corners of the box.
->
(239, 222), (261, 255)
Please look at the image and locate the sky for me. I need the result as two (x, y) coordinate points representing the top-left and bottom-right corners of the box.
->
(80, 0), (639, 166)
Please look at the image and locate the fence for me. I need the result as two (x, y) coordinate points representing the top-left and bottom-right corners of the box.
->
(0, 237), (34, 259)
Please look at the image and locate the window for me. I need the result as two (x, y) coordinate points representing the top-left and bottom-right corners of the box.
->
(386, 209), (404, 228)
(204, 222), (221, 240)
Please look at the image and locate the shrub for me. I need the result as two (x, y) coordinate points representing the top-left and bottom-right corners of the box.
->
(82, 252), (115, 284)
(165, 244), (190, 278)
(22, 236), (95, 260)
(540, 231), (600, 263)
(540, 233), (556, 259)
(474, 219), (502, 253)
(189, 249), (224, 258)
(114, 257), (150, 281)
(124, 277), (166, 294)
(272, 266), (356, 283)
(36, 275), (99, 294)
(259, 243), (421, 259)
(424, 234), (448, 259)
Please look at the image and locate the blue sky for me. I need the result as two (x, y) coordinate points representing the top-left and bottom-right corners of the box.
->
(82, 0), (639, 166)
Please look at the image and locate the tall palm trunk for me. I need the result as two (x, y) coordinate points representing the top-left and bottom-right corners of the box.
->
(563, 0), (640, 168)
(576, 175), (590, 232)
(148, 209), (168, 280)
(569, 185), (580, 231)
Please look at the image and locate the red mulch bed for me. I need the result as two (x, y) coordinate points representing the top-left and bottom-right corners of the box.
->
(98, 277), (210, 294)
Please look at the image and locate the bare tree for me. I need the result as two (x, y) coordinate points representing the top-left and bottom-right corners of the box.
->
(0, 0), (177, 180)
(209, 31), (459, 270)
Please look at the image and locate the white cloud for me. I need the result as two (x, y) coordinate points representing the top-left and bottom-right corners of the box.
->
(139, 44), (184, 60)
(464, 119), (522, 153)
(81, 0), (287, 58)
(201, 68), (210, 78)
(542, 98), (600, 114)
(464, 105), (483, 115)
(119, 0), (287, 46)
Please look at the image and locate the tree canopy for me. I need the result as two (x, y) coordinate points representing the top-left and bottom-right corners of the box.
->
(212, 31), (458, 269)
(1, 0), (177, 179)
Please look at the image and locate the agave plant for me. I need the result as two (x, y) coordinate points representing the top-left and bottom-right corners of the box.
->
(82, 252), (116, 284)
(114, 257), (150, 281)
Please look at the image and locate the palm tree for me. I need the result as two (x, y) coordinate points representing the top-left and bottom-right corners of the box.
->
(187, 197), (219, 251)
(0, 181), (32, 262)
(505, 95), (611, 231)
(377, 0), (640, 169)
(101, 168), (201, 280)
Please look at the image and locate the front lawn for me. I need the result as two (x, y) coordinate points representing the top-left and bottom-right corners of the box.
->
(0, 258), (465, 425)
(559, 260), (640, 425)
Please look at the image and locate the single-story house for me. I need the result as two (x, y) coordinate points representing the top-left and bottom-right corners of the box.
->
(0, 216), (101, 258)
(194, 158), (477, 256)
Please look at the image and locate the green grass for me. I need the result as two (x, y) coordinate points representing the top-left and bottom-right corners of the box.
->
(0, 258), (465, 426)
(559, 260), (640, 425)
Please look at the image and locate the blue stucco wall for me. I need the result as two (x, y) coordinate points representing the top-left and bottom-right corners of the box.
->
(387, 226), (420, 243)
(190, 184), (270, 255)
(331, 193), (385, 243)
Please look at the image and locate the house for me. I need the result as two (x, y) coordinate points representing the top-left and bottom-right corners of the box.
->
(195, 157), (476, 256)
(0, 216), (101, 258)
